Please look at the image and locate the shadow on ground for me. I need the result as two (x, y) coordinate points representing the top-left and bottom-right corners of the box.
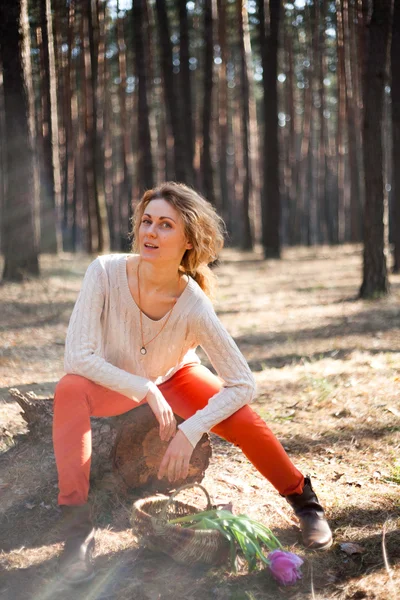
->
(1, 518), (399, 600)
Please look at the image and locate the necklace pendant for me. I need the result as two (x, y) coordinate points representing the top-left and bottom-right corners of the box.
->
(140, 346), (147, 355)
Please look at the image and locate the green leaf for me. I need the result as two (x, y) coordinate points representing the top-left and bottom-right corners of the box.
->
(164, 507), (283, 571)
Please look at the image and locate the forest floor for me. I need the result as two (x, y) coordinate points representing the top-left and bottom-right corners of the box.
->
(0, 245), (399, 600)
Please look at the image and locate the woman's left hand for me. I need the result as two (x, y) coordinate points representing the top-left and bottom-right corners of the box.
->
(158, 430), (194, 482)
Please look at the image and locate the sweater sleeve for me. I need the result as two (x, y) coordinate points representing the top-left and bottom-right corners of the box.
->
(178, 300), (257, 447)
(64, 258), (156, 401)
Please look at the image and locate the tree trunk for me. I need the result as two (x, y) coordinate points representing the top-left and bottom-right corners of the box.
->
(346, 0), (363, 242)
(87, 0), (110, 254)
(216, 0), (229, 228)
(309, 1), (319, 246)
(0, 65), (5, 255)
(360, 0), (392, 298)
(103, 12), (116, 251)
(8, 389), (212, 495)
(133, 0), (154, 195)
(391, 0), (400, 272)
(360, 0), (371, 105)
(352, 0), (370, 242)
(336, 0), (347, 243)
(61, 0), (77, 252)
(179, 0), (195, 184)
(237, 0), (253, 250)
(81, 8), (96, 253)
(297, 3), (313, 246)
(259, 0), (281, 258)
(115, 0), (133, 249)
(0, 0), (40, 281)
(201, 0), (215, 205)
(231, 94), (242, 246)
(39, 0), (62, 254)
(284, 14), (297, 246)
(155, 0), (190, 183)
(316, 0), (329, 244)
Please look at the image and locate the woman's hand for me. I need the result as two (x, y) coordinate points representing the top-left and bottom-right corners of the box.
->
(158, 430), (194, 482)
(146, 387), (176, 442)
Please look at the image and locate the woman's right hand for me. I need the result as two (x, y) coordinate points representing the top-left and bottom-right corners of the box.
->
(146, 386), (176, 442)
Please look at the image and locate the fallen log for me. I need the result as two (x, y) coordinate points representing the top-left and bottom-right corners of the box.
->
(8, 388), (212, 495)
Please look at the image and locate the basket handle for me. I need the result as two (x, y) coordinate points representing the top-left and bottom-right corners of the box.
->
(158, 483), (213, 523)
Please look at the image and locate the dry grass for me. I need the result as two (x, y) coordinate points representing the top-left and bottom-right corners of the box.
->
(0, 245), (399, 599)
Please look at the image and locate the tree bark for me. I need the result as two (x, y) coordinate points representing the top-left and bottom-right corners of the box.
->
(391, 0), (400, 272)
(81, 8), (96, 253)
(115, 0), (133, 250)
(309, 1), (319, 246)
(133, 0), (154, 194)
(316, 0), (329, 244)
(297, 3), (313, 245)
(87, 0), (110, 253)
(39, 0), (62, 254)
(61, 0), (77, 252)
(155, 0), (190, 183)
(346, 0), (362, 242)
(201, 0), (215, 205)
(179, 0), (195, 184)
(360, 0), (392, 298)
(0, 0), (40, 281)
(216, 0), (229, 228)
(259, 0), (281, 258)
(0, 65), (5, 255)
(336, 0), (347, 243)
(237, 0), (253, 250)
(284, 13), (297, 246)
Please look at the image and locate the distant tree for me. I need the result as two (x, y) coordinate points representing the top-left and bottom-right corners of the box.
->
(155, 0), (191, 183)
(297, 3), (313, 244)
(178, 0), (194, 181)
(216, 0), (229, 225)
(360, 0), (392, 297)
(336, 0), (346, 243)
(201, 0), (215, 204)
(258, 0), (281, 258)
(115, 0), (133, 248)
(0, 64), (5, 253)
(315, 0), (329, 243)
(283, 10), (297, 244)
(237, 0), (253, 250)
(39, 0), (62, 254)
(86, 0), (110, 253)
(60, 0), (77, 251)
(391, 0), (400, 273)
(343, 0), (362, 242)
(133, 0), (154, 194)
(0, 0), (40, 280)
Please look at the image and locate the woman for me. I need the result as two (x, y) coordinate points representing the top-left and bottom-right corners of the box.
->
(53, 182), (332, 585)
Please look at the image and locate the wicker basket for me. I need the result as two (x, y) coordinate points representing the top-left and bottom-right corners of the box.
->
(131, 483), (230, 565)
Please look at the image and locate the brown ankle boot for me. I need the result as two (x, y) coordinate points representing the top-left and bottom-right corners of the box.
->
(285, 477), (333, 550)
(59, 504), (96, 585)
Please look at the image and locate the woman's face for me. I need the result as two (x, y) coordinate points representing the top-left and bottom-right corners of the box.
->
(138, 199), (192, 264)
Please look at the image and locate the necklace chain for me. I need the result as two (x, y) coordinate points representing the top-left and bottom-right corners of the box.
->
(137, 261), (176, 355)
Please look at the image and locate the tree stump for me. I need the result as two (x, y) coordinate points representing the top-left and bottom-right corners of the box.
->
(8, 388), (212, 495)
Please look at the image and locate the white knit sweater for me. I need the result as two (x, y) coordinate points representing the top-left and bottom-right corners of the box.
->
(64, 254), (256, 447)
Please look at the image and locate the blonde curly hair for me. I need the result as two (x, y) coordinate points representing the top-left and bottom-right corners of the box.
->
(131, 182), (226, 298)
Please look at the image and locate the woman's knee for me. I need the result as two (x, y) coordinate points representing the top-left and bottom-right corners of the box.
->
(54, 374), (93, 404)
(213, 404), (264, 444)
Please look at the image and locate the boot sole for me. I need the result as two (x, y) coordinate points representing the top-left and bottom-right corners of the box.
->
(305, 537), (333, 551)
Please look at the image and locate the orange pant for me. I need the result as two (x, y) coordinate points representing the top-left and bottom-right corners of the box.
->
(53, 364), (304, 505)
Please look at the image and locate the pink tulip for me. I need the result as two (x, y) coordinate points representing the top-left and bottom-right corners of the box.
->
(267, 550), (304, 586)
